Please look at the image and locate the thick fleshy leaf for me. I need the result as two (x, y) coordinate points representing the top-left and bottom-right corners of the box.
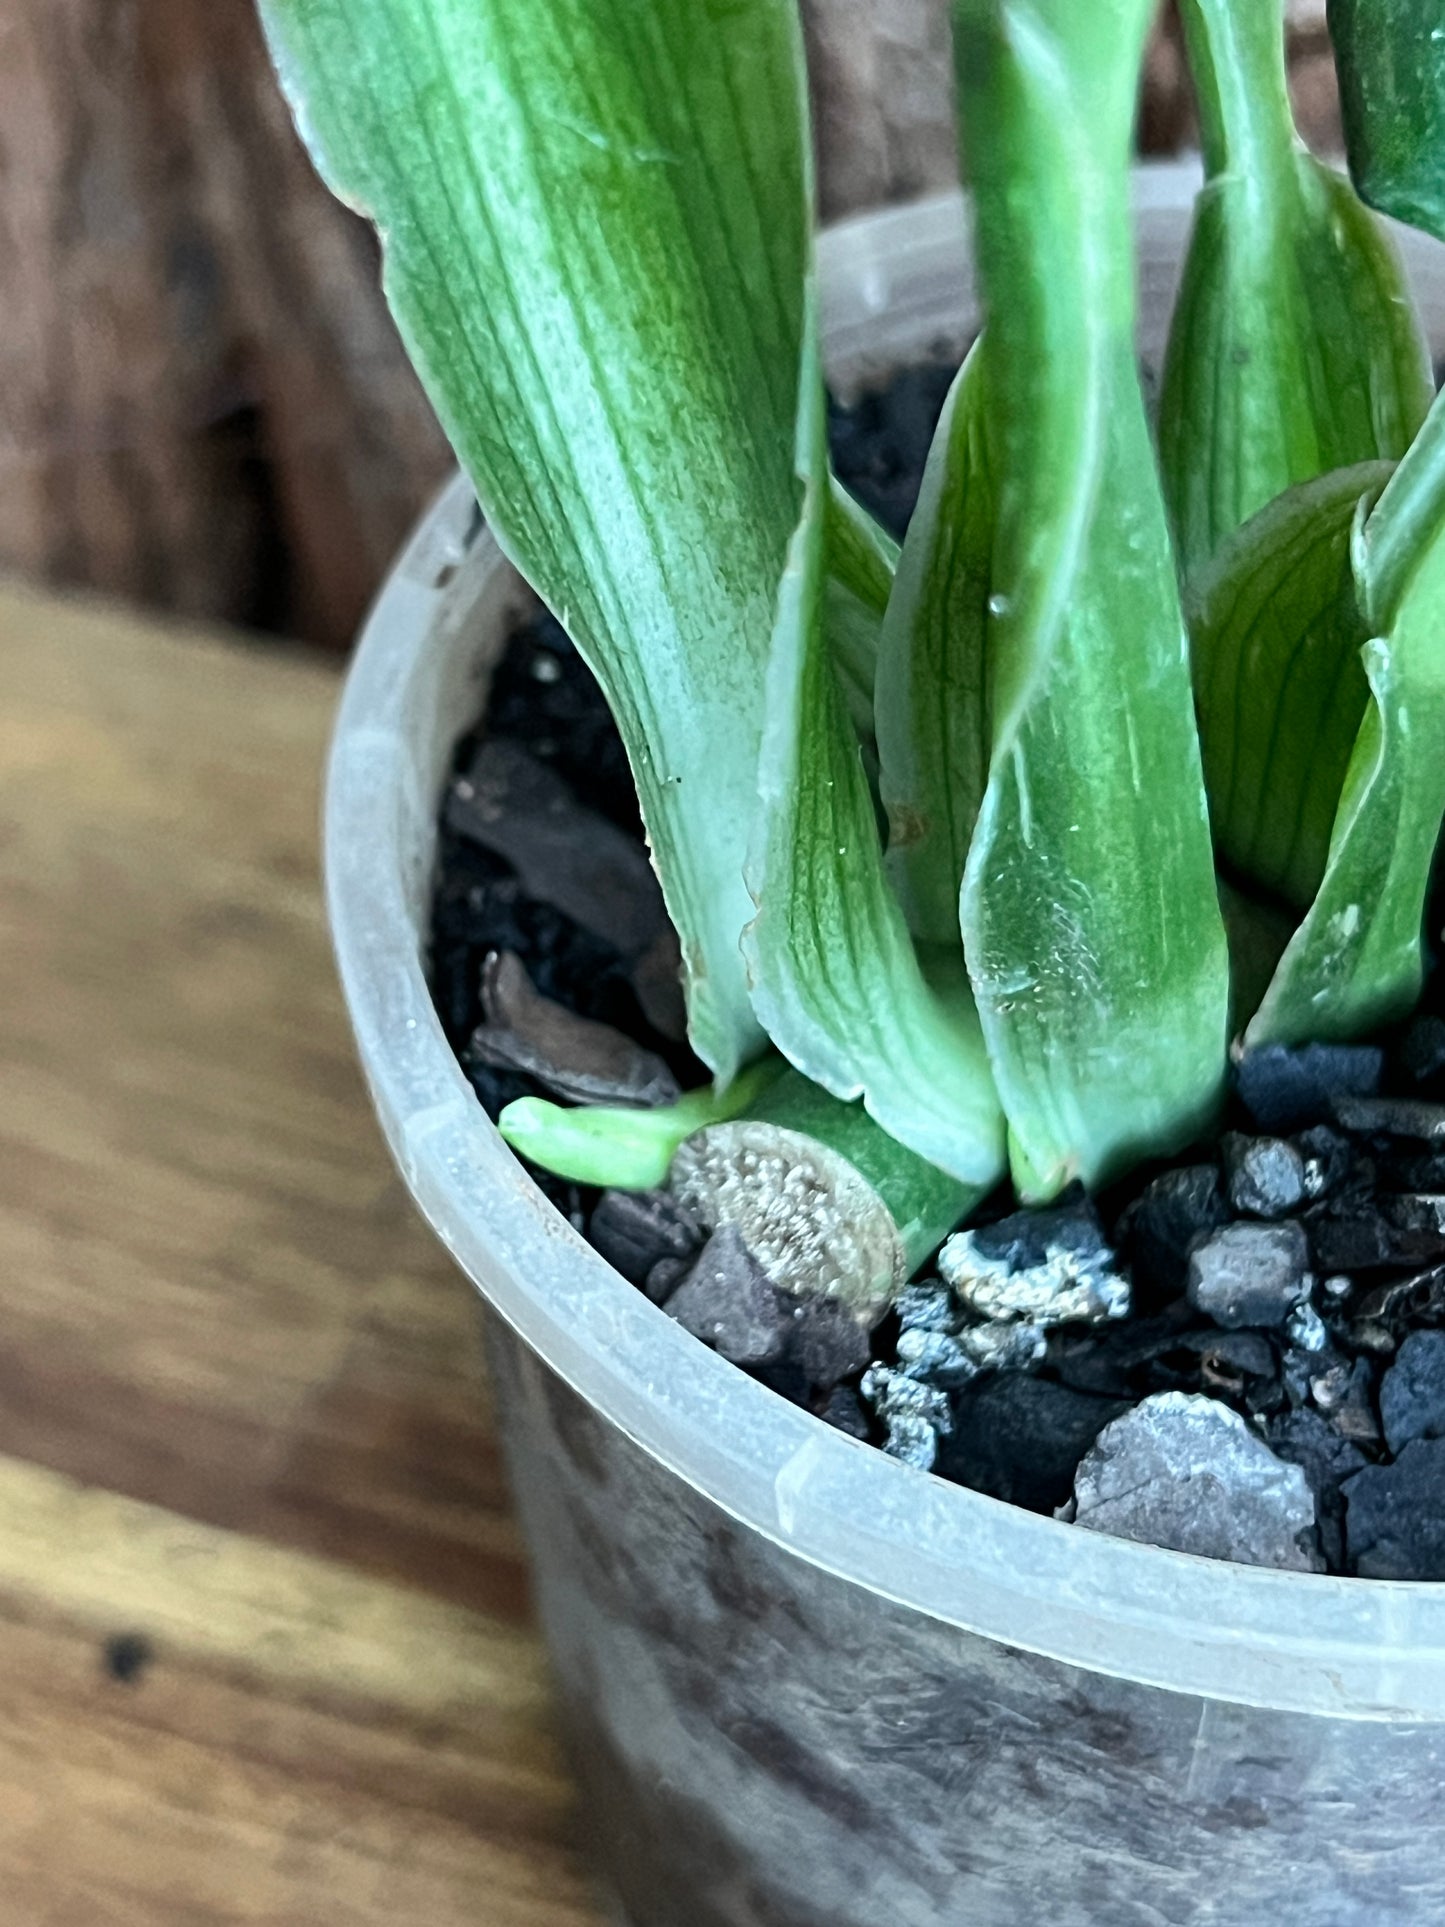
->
(826, 480), (899, 748)
(874, 344), (995, 944)
(1188, 461), (1393, 910)
(742, 347), (1005, 1185)
(1254, 403), (1445, 1043)
(1330, 0), (1445, 242)
(951, 0), (1230, 1198)
(1160, 0), (1430, 582)
(260, 0), (811, 1085)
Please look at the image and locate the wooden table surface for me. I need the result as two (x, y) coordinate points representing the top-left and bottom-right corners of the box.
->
(0, 581), (603, 1925)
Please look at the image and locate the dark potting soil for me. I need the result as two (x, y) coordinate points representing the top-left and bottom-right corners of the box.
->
(428, 360), (1445, 1580)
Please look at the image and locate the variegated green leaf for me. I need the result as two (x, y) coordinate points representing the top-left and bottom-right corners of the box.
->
(1160, 0), (1430, 581)
(951, 0), (1230, 1198)
(1254, 404), (1445, 1042)
(1331, 0), (1445, 243)
(826, 480), (899, 748)
(742, 350), (1006, 1184)
(874, 344), (994, 945)
(1189, 461), (1393, 910)
(260, 0), (811, 1086)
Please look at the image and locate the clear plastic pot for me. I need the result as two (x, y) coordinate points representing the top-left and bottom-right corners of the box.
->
(327, 166), (1445, 1927)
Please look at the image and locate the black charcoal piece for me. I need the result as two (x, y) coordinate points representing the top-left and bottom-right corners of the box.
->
(789, 1296), (874, 1390)
(1400, 1014), (1445, 1091)
(1235, 1043), (1383, 1133)
(816, 1386), (871, 1440)
(468, 951), (680, 1107)
(1384, 1151), (1445, 1193)
(1303, 1195), (1442, 1273)
(1380, 1331), (1445, 1453)
(1344, 1439), (1445, 1579)
(1187, 1221), (1311, 1328)
(665, 1226), (791, 1368)
(1311, 1355), (1382, 1443)
(935, 1375), (1128, 1513)
(590, 1187), (704, 1287)
(1123, 1164), (1231, 1301)
(1293, 1125), (1354, 1201)
(1381, 1193), (1445, 1264)
(1222, 1133), (1307, 1219)
(1267, 1408), (1368, 1572)
(448, 739), (667, 959)
(1047, 1304), (1198, 1399)
(1180, 1327), (1278, 1388)
(1356, 1263), (1445, 1338)
(1069, 1393), (1321, 1570)
(1333, 1096), (1445, 1143)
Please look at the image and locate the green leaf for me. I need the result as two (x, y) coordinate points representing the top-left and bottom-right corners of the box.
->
(874, 345), (995, 944)
(950, 0), (1230, 1197)
(1330, 0), (1445, 242)
(1253, 402), (1445, 1043)
(1160, 0), (1430, 581)
(1188, 461), (1393, 910)
(259, 0), (812, 1086)
(825, 481), (899, 748)
(742, 345), (1006, 1185)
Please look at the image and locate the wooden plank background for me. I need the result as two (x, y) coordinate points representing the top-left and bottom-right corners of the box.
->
(0, 0), (1340, 650)
(0, 580), (605, 1924)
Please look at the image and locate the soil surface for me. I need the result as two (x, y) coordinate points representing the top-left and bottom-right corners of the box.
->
(429, 363), (1445, 1579)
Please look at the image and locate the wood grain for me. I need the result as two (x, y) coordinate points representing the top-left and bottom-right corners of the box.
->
(0, 581), (603, 1923)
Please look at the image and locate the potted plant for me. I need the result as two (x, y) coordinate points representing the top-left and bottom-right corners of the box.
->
(267, 0), (1445, 1920)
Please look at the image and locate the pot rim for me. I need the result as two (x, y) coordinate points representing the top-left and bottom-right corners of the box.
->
(325, 161), (1445, 1722)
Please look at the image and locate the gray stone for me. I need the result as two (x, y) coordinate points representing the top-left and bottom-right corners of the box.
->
(590, 1187), (704, 1287)
(1380, 1331), (1445, 1453)
(1223, 1133), (1307, 1219)
(1236, 1042), (1383, 1133)
(860, 1365), (952, 1470)
(1187, 1221), (1311, 1329)
(940, 1198), (1129, 1328)
(665, 1225), (790, 1367)
(789, 1295), (873, 1390)
(1344, 1439), (1445, 1579)
(1068, 1392), (1321, 1571)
